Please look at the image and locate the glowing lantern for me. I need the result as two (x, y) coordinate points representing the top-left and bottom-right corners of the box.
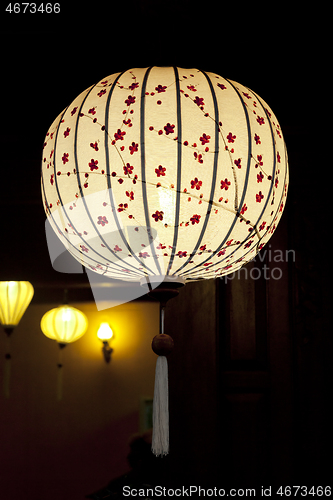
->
(41, 305), (88, 400)
(0, 281), (34, 397)
(41, 66), (288, 452)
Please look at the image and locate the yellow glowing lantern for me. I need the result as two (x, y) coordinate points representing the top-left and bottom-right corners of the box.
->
(41, 305), (88, 400)
(40, 305), (88, 345)
(0, 281), (34, 398)
(0, 281), (34, 334)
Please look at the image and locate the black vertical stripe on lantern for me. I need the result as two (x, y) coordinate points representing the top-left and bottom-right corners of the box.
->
(173, 70), (220, 277)
(139, 67), (163, 277)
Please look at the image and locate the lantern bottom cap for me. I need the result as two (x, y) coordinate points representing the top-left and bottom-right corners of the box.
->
(140, 275), (185, 287)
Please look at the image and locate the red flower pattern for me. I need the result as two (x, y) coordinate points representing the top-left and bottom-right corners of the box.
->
(256, 191), (264, 203)
(190, 214), (201, 225)
(129, 142), (138, 155)
(97, 216), (108, 226)
(194, 96), (204, 107)
(123, 163), (134, 175)
(256, 116), (265, 125)
(177, 251), (187, 258)
(155, 84), (167, 93)
(220, 178), (231, 190)
(43, 69), (287, 282)
(152, 210), (164, 222)
(164, 123), (175, 135)
(191, 177), (202, 190)
(62, 153), (69, 164)
(200, 133), (210, 145)
(227, 132), (236, 143)
(125, 95), (136, 106)
(89, 159), (98, 171)
(155, 165), (166, 177)
(114, 129), (126, 141)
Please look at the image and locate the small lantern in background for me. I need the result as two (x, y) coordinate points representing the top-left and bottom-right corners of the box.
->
(0, 281), (34, 398)
(97, 322), (114, 363)
(40, 305), (88, 400)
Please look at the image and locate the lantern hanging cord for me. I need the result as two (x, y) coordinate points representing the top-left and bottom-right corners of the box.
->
(3, 333), (12, 398)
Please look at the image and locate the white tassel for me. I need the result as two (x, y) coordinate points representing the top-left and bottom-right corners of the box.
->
(152, 355), (169, 456)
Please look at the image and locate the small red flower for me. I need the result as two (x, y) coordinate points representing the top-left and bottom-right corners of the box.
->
(90, 142), (99, 151)
(50, 174), (54, 185)
(217, 83), (227, 90)
(187, 85), (197, 92)
(64, 127), (70, 138)
(277, 152), (281, 163)
(88, 107), (96, 115)
(117, 203), (128, 212)
(138, 251), (149, 258)
(113, 245), (122, 252)
(97, 89), (106, 97)
(200, 133), (210, 145)
(220, 178), (231, 190)
(97, 215), (108, 226)
(155, 84), (167, 93)
(89, 159), (98, 171)
(190, 214), (201, 225)
(254, 133), (261, 144)
(80, 245), (89, 252)
(114, 129), (126, 141)
(234, 158), (242, 169)
(164, 123), (175, 135)
(62, 153), (69, 164)
(126, 190), (134, 200)
(259, 221), (266, 231)
(155, 165), (166, 177)
(194, 96), (204, 107)
(129, 82), (139, 90)
(257, 116), (265, 125)
(257, 172), (264, 183)
(191, 177), (202, 190)
(123, 163), (134, 175)
(71, 107), (78, 116)
(125, 95), (136, 106)
(256, 191), (264, 203)
(177, 251), (187, 258)
(152, 210), (164, 222)
(242, 92), (252, 99)
(129, 142), (138, 155)
(227, 132), (236, 143)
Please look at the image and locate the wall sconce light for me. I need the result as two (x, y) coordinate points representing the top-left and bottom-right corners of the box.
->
(0, 281), (34, 398)
(97, 322), (114, 363)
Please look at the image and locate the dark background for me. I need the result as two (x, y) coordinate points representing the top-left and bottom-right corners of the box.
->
(1, 2), (331, 499)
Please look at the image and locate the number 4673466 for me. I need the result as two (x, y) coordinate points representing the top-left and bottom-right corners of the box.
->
(5, 3), (60, 13)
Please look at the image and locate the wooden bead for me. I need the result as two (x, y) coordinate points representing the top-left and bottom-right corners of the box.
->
(151, 334), (174, 356)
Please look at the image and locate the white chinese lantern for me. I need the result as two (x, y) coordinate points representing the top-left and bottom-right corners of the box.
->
(41, 66), (288, 453)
